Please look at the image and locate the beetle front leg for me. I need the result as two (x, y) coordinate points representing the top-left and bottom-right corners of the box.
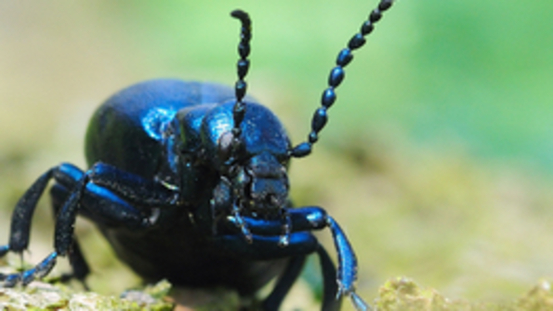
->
(317, 245), (343, 311)
(87, 162), (179, 206)
(0, 168), (56, 259)
(212, 231), (318, 311)
(0, 173), (89, 287)
(262, 255), (306, 311)
(0, 166), (74, 285)
(213, 231), (342, 311)
(222, 206), (369, 311)
(212, 231), (319, 260)
(48, 176), (162, 286)
(286, 207), (369, 310)
(0, 163), (164, 287)
(262, 247), (342, 311)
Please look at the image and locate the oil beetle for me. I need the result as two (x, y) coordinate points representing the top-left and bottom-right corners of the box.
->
(0, 1), (395, 310)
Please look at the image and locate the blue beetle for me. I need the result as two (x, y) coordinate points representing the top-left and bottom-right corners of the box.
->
(0, 1), (394, 310)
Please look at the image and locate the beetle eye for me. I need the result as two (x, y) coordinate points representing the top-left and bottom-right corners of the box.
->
(218, 131), (234, 160)
(218, 131), (244, 166)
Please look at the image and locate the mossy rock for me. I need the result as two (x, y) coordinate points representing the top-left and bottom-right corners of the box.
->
(0, 280), (173, 311)
(374, 277), (553, 311)
(2, 276), (553, 310)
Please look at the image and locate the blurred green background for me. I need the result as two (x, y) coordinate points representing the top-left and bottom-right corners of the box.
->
(1, 0), (553, 310)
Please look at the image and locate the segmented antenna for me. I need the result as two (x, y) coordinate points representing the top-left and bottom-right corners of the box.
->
(230, 9), (252, 141)
(289, 0), (394, 158)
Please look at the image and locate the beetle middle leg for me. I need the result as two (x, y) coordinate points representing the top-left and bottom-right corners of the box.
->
(262, 248), (342, 311)
(0, 171), (89, 286)
(213, 221), (342, 310)
(262, 255), (306, 311)
(49, 183), (91, 286)
(212, 231), (341, 311)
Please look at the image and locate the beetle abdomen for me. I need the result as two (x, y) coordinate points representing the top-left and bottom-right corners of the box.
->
(99, 222), (288, 295)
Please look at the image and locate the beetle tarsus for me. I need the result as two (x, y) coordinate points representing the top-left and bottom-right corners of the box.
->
(0, 252), (58, 287)
(349, 291), (372, 311)
(2, 274), (20, 287)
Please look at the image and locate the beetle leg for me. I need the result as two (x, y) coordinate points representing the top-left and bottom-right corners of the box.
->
(317, 245), (342, 311)
(230, 203), (253, 243)
(0, 252), (59, 287)
(278, 210), (292, 247)
(211, 234), (322, 308)
(53, 163), (152, 229)
(88, 162), (179, 206)
(325, 216), (370, 311)
(17, 175), (89, 286)
(211, 231), (318, 260)
(262, 255), (306, 311)
(0, 168), (56, 260)
(213, 229), (343, 310)
(0, 163), (158, 286)
(289, 207), (369, 311)
(220, 206), (369, 310)
(50, 183), (90, 286)
(260, 245), (342, 311)
(219, 206), (323, 235)
(0, 171), (88, 287)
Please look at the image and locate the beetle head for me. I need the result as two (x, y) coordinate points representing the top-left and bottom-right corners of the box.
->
(225, 1), (395, 212)
(202, 100), (291, 216)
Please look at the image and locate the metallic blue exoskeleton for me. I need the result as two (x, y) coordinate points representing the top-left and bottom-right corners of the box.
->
(0, 1), (395, 310)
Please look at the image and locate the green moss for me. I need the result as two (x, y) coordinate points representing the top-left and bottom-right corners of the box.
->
(0, 280), (173, 311)
(515, 280), (553, 311)
(168, 286), (242, 311)
(373, 277), (553, 311)
(2, 275), (553, 310)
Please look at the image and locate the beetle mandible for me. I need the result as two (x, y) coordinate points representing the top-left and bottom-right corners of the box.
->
(0, 1), (395, 310)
